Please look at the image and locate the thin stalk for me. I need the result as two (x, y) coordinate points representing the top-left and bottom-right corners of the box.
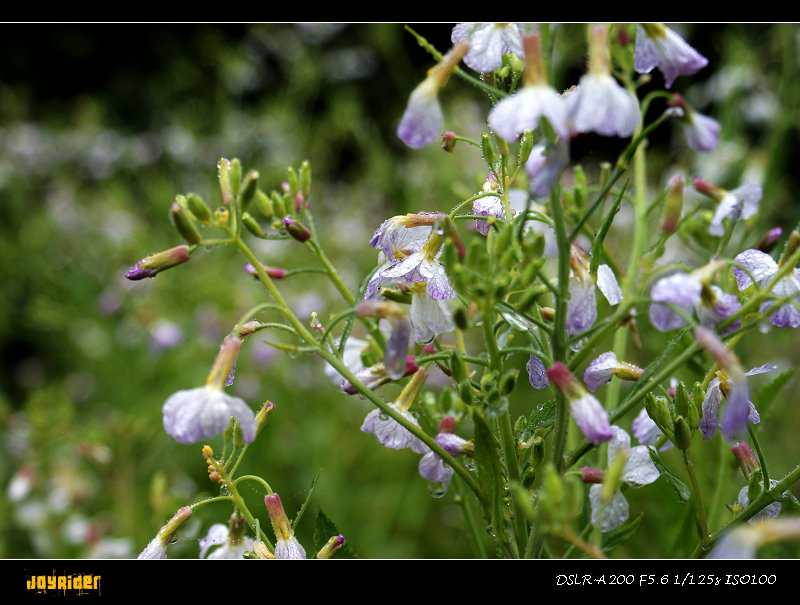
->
(682, 450), (710, 548)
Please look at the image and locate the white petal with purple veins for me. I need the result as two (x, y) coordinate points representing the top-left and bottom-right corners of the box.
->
(597, 264), (623, 305)
(733, 249), (778, 291)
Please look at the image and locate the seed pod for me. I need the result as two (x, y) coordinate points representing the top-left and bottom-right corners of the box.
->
(242, 212), (265, 238)
(239, 170), (259, 211)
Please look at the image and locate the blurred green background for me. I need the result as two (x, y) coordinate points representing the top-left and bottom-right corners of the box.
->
(1, 23), (799, 559)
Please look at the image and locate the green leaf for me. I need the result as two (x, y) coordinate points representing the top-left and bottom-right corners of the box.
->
(293, 469), (322, 530)
(754, 368), (797, 416)
(602, 512), (643, 553)
(519, 399), (556, 440)
(646, 446), (690, 503)
(472, 407), (505, 535)
(313, 509), (357, 559)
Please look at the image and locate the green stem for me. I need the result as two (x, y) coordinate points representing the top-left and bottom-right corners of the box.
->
(455, 477), (487, 558)
(682, 450), (710, 548)
(748, 425), (770, 485)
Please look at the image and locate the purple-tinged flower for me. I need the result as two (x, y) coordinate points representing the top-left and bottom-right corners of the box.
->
(699, 364), (776, 441)
(667, 94), (719, 152)
(525, 137), (570, 200)
(398, 42), (469, 149)
(264, 493), (306, 559)
(733, 248), (800, 328)
(583, 351), (643, 392)
(472, 172), (505, 236)
(418, 418), (474, 497)
(377, 227), (456, 304)
(546, 362), (613, 445)
(732, 441), (760, 479)
(632, 408), (673, 451)
(137, 506), (193, 559)
(149, 319), (184, 351)
(361, 368), (430, 454)
(527, 354), (549, 389)
(488, 33), (568, 141)
(693, 178), (763, 237)
(355, 300), (411, 379)
(161, 337), (257, 445)
(126, 245), (191, 280)
(199, 516), (254, 559)
(567, 25), (640, 138)
(369, 213), (441, 263)
(566, 246), (622, 336)
(589, 426), (660, 532)
(634, 24), (708, 88)
(648, 263), (740, 332)
(738, 480), (783, 524)
(451, 22), (525, 73)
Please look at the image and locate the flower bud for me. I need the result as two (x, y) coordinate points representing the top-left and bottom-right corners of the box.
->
(459, 381), (474, 405)
(316, 535), (345, 559)
(732, 441), (759, 480)
(673, 381), (690, 419)
(217, 158), (233, 205)
(441, 130), (456, 152)
(170, 199), (203, 245)
(481, 133), (497, 168)
(510, 481), (536, 522)
(518, 130), (535, 165)
(126, 245), (192, 280)
(239, 170), (259, 211)
(499, 369), (519, 396)
(449, 351), (467, 383)
(755, 227), (782, 254)
(661, 174), (684, 234)
(244, 262), (287, 280)
(254, 190), (274, 221)
(186, 192), (212, 223)
(286, 166), (299, 200)
(673, 415), (692, 450)
(242, 212), (265, 238)
(283, 217), (311, 242)
(579, 466), (605, 484)
(229, 158), (242, 200)
(270, 191), (287, 219)
(254, 401), (275, 437)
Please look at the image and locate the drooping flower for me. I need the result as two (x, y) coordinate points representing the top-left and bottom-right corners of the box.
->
(137, 506), (193, 559)
(567, 25), (640, 138)
(667, 94), (720, 152)
(634, 24), (708, 88)
(566, 246), (623, 336)
(264, 493), (306, 559)
(451, 22), (525, 73)
(699, 363), (776, 441)
(397, 42), (469, 149)
(408, 284), (456, 344)
(581, 426), (660, 532)
(693, 178), (763, 237)
(340, 356), (419, 396)
(733, 247), (800, 328)
(161, 337), (257, 445)
(369, 213), (441, 264)
(418, 417), (474, 497)
(361, 367), (431, 454)
(647, 262), (740, 332)
(695, 326), (771, 443)
(199, 515), (254, 559)
(546, 362), (613, 445)
(472, 172), (506, 236)
(525, 137), (570, 200)
(488, 32), (568, 141)
(583, 351), (643, 392)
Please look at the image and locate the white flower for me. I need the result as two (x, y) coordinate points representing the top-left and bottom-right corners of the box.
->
(489, 84), (568, 141)
(199, 523), (254, 559)
(162, 384), (256, 445)
(634, 24), (708, 89)
(589, 426), (660, 532)
(361, 405), (430, 454)
(451, 23), (525, 73)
